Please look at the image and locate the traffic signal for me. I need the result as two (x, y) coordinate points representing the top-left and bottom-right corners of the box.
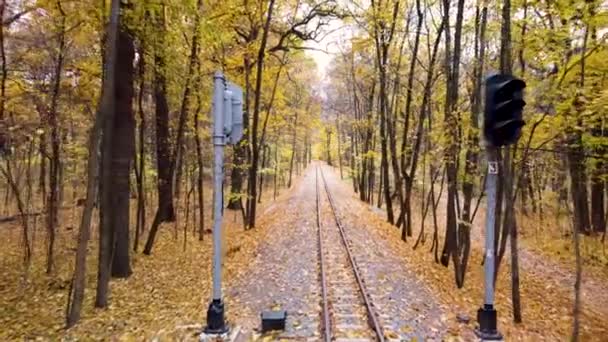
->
(226, 82), (243, 145)
(484, 74), (526, 147)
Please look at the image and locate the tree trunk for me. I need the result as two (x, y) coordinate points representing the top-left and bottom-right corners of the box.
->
(0, 2), (6, 123)
(499, 0), (522, 322)
(326, 128), (332, 166)
(566, 106), (591, 233)
(371, 0), (399, 225)
(194, 91), (205, 241)
(141, 4), (175, 251)
(133, 35), (146, 252)
(368, 133), (376, 204)
(288, 111), (298, 188)
(274, 142), (280, 199)
(336, 115), (343, 179)
(572, 195), (583, 341)
(401, 0), (425, 238)
(590, 45), (605, 234)
(144, 1), (201, 252)
(109, 22), (135, 279)
(152, 6), (174, 224)
(258, 144), (269, 203)
(227, 144), (245, 210)
(174, 138), (185, 202)
(439, 0), (454, 272)
(258, 59), (285, 154)
(377, 160), (383, 208)
(228, 57), (252, 210)
(66, 0), (120, 326)
(47, 0), (67, 274)
(590, 153), (606, 233)
(439, 0), (466, 290)
(0, 159), (31, 263)
(247, 0), (276, 229)
(95, 0), (124, 308)
(350, 133), (357, 193)
(462, 4), (486, 228)
(502, 148), (522, 322)
(39, 130), (47, 209)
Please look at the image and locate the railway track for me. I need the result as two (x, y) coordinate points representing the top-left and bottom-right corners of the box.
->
(316, 166), (385, 342)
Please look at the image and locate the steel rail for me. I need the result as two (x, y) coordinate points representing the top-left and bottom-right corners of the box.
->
(318, 166), (385, 342)
(316, 167), (332, 342)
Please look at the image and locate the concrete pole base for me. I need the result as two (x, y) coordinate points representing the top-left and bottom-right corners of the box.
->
(200, 325), (243, 342)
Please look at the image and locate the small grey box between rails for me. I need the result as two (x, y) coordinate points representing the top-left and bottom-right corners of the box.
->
(261, 310), (287, 333)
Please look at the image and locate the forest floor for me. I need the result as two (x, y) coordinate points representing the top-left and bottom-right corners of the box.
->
(342, 166), (608, 341)
(1, 162), (607, 340)
(226, 163), (471, 341)
(0, 183), (286, 340)
(418, 172), (608, 338)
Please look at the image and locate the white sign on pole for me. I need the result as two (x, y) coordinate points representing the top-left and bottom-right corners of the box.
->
(488, 161), (498, 175)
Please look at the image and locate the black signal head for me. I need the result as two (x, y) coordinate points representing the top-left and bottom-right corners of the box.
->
(484, 74), (527, 147)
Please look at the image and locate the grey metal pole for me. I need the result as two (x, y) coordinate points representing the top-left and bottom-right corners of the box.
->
(212, 72), (225, 301)
(205, 71), (228, 334)
(476, 145), (502, 340)
(484, 146), (498, 305)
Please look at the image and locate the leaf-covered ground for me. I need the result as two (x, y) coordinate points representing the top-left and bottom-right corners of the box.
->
(320, 165), (467, 341)
(328, 165), (608, 341)
(0, 192), (282, 340)
(227, 165), (464, 341)
(2, 164), (607, 340)
(225, 169), (322, 340)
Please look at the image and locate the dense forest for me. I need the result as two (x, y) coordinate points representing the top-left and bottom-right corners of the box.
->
(1, 0), (323, 330)
(0, 0), (606, 339)
(320, 0), (607, 338)
(324, 0), (607, 291)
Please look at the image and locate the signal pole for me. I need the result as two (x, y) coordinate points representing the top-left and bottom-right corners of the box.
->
(476, 146), (502, 341)
(476, 73), (526, 340)
(204, 72), (244, 338)
(205, 71), (228, 335)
